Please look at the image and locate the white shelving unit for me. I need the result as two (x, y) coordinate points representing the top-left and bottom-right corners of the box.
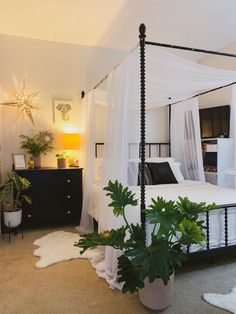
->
(202, 138), (234, 188)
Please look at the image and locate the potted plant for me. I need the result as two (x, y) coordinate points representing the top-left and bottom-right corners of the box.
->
(55, 151), (68, 168)
(0, 171), (31, 228)
(20, 132), (54, 168)
(75, 180), (216, 310)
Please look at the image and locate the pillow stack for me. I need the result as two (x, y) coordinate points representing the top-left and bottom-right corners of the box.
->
(128, 157), (184, 186)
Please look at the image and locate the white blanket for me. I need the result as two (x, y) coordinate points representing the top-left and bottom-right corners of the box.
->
(126, 181), (236, 251)
(86, 180), (236, 290)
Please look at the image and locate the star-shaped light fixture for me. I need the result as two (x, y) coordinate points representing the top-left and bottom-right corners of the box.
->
(0, 79), (40, 125)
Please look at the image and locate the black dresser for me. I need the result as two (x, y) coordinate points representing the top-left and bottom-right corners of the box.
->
(16, 167), (83, 228)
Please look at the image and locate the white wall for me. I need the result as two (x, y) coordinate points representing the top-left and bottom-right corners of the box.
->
(95, 104), (169, 158)
(0, 34), (125, 175)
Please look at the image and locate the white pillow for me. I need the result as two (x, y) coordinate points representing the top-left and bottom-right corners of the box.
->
(169, 162), (184, 182)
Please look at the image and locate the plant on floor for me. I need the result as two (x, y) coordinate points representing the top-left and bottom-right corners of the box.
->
(75, 180), (216, 293)
(0, 171), (31, 212)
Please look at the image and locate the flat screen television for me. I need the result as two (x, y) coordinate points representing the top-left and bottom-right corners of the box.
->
(199, 105), (230, 139)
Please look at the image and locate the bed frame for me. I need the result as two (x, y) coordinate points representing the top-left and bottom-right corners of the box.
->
(88, 25), (236, 260)
(138, 23), (236, 260)
(95, 142), (236, 259)
(95, 142), (170, 159)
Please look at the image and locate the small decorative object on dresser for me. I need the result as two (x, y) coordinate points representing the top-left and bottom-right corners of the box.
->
(0, 171), (31, 228)
(20, 131), (54, 168)
(12, 154), (27, 170)
(56, 152), (68, 168)
(75, 181), (215, 311)
(15, 167), (83, 228)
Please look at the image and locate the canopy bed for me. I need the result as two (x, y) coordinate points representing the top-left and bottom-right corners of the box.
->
(79, 24), (236, 288)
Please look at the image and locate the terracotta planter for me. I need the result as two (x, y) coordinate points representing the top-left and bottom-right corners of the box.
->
(57, 158), (67, 168)
(138, 272), (174, 311)
(33, 156), (41, 168)
(3, 209), (22, 228)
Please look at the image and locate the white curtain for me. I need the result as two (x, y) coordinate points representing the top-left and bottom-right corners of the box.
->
(171, 98), (205, 181)
(80, 45), (236, 289)
(78, 91), (96, 232)
(230, 85), (236, 188)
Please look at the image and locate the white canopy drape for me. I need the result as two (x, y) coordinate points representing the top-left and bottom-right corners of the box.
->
(171, 98), (205, 181)
(79, 45), (236, 288)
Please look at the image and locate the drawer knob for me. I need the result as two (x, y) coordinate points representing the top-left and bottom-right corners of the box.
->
(67, 210), (71, 215)
(28, 214), (32, 218)
(67, 195), (71, 199)
(67, 179), (71, 183)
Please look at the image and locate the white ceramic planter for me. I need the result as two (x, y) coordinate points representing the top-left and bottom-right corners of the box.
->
(3, 209), (22, 228)
(138, 272), (174, 311)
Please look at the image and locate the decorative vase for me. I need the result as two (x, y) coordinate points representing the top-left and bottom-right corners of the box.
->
(138, 272), (174, 311)
(57, 158), (67, 168)
(3, 209), (22, 228)
(33, 156), (41, 168)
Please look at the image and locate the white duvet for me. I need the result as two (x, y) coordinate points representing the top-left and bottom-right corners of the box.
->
(127, 180), (236, 252)
(86, 180), (236, 290)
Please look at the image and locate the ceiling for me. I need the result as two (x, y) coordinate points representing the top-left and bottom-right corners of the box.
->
(1, 0), (236, 56)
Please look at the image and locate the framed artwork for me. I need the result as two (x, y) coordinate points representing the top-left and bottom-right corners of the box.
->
(12, 154), (27, 170)
(53, 98), (74, 123)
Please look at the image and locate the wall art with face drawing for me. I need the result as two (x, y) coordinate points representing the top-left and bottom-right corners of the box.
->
(53, 98), (74, 123)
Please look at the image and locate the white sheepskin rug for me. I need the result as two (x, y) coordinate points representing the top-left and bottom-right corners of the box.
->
(203, 287), (236, 314)
(33, 231), (99, 269)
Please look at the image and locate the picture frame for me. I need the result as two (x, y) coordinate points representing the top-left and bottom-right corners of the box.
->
(52, 98), (74, 124)
(12, 154), (27, 170)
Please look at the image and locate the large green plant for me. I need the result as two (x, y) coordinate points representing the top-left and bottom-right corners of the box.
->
(0, 171), (31, 212)
(20, 133), (53, 157)
(75, 180), (216, 293)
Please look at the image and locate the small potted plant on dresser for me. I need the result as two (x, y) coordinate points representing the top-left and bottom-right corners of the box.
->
(0, 171), (31, 228)
(20, 131), (54, 168)
(75, 181), (215, 311)
(56, 152), (68, 168)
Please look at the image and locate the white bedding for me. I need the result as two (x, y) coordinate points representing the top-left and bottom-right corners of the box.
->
(86, 180), (236, 290)
(126, 180), (236, 252)
(90, 180), (236, 252)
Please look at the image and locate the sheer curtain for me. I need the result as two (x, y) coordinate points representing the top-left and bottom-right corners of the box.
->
(230, 85), (236, 188)
(171, 98), (205, 181)
(78, 91), (96, 232)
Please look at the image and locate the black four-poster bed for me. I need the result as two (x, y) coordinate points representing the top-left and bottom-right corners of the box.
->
(83, 23), (236, 260)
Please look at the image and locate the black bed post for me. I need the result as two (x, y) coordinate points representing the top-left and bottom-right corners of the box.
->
(168, 104), (171, 156)
(139, 23), (146, 231)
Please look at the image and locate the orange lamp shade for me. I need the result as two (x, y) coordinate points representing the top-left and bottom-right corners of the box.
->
(63, 133), (80, 149)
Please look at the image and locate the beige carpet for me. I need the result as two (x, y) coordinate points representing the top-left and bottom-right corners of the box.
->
(0, 227), (235, 314)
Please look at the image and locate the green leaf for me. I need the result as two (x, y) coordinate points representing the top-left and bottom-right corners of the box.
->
(178, 218), (205, 246)
(74, 227), (127, 254)
(177, 196), (216, 222)
(103, 180), (138, 217)
(124, 238), (180, 286)
(117, 255), (144, 293)
(145, 197), (178, 238)
(21, 194), (32, 205)
(128, 224), (146, 248)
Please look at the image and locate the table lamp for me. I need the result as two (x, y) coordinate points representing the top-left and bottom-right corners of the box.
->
(63, 133), (80, 167)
